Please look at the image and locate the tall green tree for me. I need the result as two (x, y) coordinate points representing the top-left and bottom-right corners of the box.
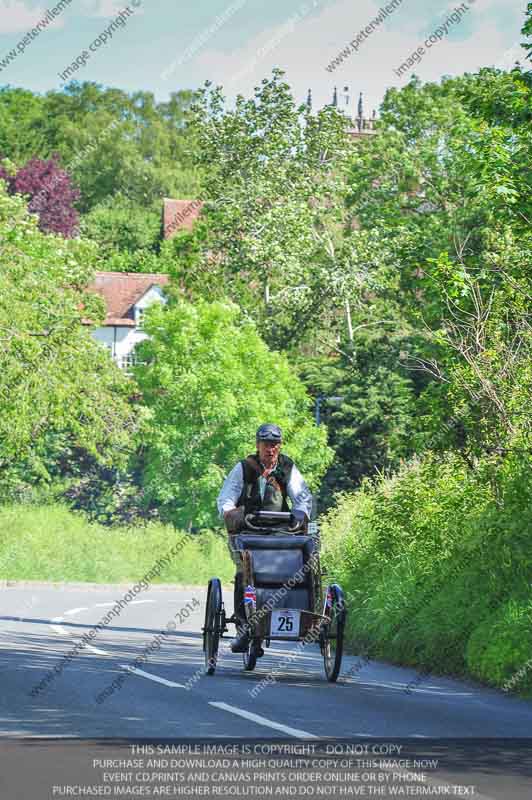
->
(79, 192), (162, 260)
(344, 67), (532, 460)
(0, 82), (202, 213)
(0, 185), (138, 499)
(183, 69), (354, 345)
(134, 299), (333, 528)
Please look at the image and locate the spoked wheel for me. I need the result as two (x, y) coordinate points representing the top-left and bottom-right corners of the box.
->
(243, 638), (261, 671)
(322, 584), (346, 682)
(203, 578), (223, 675)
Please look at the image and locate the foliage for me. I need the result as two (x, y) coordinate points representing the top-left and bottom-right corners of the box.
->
(319, 53), (532, 696)
(297, 324), (421, 506)
(0, 503), (233, 584)
(80, 193), (162, 259)
(0, 153), (79, 237)
(134, 298), (333, 528)
(0, 185), (139, 500)
(0, 82), (201, 214)
(0, 87), (45, 163)
(344, 68), (532, 463)
(321, 451), (532, 696)
(185, 69), (354, 345)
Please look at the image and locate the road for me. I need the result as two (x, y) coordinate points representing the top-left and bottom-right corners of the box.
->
(0, 583), (531, 798)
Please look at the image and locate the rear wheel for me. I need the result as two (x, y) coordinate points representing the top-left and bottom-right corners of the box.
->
(323, 584), (346, 682)
(203, 578), (222, 675)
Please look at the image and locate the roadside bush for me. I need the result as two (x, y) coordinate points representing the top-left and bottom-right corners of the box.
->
(320, 451), (532, 696)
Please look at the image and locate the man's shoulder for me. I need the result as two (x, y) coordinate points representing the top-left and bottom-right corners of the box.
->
(241, 454), (261, 480)
(278, 453), (295, 476)
(279, 453), (294, 466)
(225, 461), (244, 478)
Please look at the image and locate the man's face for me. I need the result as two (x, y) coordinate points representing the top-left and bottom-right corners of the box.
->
(257, 439), (281, 467)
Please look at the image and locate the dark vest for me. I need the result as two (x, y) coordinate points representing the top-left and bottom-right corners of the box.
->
(238, 453), (294, 515)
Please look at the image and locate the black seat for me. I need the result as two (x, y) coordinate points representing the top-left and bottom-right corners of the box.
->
(233, 534), (315, 557)
(232, 533), (316, 612)
(249, 548), (304, 584)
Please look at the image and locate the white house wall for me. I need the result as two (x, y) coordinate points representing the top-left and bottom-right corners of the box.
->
(92, 326), (115, 354)
(92, 326), (149, 361)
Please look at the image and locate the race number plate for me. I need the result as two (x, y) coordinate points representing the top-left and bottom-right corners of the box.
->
(270, 610), (300, 638)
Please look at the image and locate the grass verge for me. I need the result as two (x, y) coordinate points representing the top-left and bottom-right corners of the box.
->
(0, 503), (234, 585)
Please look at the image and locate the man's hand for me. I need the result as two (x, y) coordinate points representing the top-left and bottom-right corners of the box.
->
(291, 509), (308, 531)
(223, 507), (245, 534)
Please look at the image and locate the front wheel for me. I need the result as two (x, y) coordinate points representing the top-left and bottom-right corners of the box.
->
(323, 584), (346, 682)
(203, 578), (223, 675)
(243, 638), (261, 671)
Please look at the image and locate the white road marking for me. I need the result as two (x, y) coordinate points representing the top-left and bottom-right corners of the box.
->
(91, 599), (155, 609)
(86, 644), (110, 656)
(51, 614), (110, 656)
(209, 702), (318, 739)
(49, 598), (177, 661)
(119, 665), (187, 688)
(358, 679), (473, 695)
(50, 616), (69, 636)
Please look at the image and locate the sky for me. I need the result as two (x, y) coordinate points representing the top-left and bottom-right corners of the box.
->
(0, 0), (528, 116)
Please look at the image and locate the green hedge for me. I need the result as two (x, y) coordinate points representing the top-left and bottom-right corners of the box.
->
(0, 503), (233, 585)
(320, 452), (532, 697)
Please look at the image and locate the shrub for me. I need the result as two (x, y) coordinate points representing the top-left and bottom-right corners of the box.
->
(320, 451), (532, 695)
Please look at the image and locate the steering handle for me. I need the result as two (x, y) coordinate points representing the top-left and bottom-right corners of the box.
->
(244, 514), (303, 533)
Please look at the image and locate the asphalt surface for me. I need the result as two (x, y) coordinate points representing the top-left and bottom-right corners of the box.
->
(1, 583), (531, 798)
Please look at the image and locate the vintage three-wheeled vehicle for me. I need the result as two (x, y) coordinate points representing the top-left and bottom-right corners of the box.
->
(202, 510), (346, 682)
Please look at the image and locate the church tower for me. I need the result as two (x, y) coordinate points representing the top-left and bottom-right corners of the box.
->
(316, 86), (378, 138)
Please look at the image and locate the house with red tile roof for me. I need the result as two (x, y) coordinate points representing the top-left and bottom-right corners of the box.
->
(87, 198), (204, 369)
(88, 271), (170, 369)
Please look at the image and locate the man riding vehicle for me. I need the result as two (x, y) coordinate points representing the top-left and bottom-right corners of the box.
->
(217, 423), (313, 653)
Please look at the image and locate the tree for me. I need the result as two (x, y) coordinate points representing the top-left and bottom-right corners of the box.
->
(134, 299), (333, 528)
(0, 82), (201, 214)
(0, 154), (79, 237)
(80, 192), (162, 259)
(0, 87), (46, 163)
(184, 69), (353, 345)
(0, 185), (139, 499)
(412, 232), (532, 459)
(344, 68), (532, 460)
(299, 321), (421, 506)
